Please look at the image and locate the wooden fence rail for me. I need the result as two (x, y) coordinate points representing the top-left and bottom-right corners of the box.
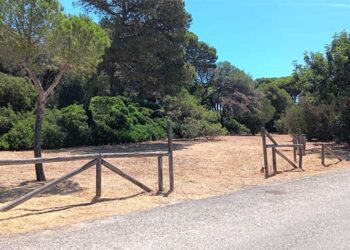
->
(319, 144), (343, 166)
(0, 121), (175, 212)
(261, 128), (304, 178)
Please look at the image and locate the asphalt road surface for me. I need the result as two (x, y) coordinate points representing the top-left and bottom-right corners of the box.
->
(1, 169), (350, 250)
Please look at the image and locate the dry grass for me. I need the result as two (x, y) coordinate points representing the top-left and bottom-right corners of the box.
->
(0, 135), (349, 236)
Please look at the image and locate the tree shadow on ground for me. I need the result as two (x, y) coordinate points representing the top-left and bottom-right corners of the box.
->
(0, 192), (147, 222)
(0, 180), (83, 203)
(307, 143), (349, 163)
(42, 139), (211, 155)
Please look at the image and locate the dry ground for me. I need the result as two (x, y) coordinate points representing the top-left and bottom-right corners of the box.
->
(0, 135), (349, 236)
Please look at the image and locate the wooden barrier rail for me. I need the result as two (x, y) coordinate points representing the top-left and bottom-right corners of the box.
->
(317, 143), (343, 166)
(261, 128), (304, 178)
(0, 121), (175, 212)
(0, 151), (169, 166)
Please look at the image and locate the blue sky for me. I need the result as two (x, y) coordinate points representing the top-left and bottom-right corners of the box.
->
(60, 0), (350, 79)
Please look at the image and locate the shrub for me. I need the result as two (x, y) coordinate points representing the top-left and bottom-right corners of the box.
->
(42, 109), (65, 149)
(332, 104), (350, 144)
(284, 98), (336, 140)
(1, 115), (34, 150)
(222, 117), (251, 135)
(0, 73), (36, 111)
(274, 116), (288, 134)
(90, 96), (167, 144)
(58, 105), (90, 147)
(42, 121), (65, 149)
(89, 96), (129, 144)
(0, 106), (17, 134)
(165, 90), (227, 138)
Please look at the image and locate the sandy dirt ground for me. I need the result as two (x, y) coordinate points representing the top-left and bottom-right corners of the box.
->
(0, 135), (349, 236)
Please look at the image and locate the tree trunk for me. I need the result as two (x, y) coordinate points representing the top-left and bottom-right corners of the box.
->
(34, 97), (46, 181)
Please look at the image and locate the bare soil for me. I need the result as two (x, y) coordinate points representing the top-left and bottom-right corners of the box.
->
(0, 135), (349, 236)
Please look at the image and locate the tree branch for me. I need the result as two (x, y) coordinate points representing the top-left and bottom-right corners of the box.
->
(20, 63), (44, 96)
(44, 65), (67, 100)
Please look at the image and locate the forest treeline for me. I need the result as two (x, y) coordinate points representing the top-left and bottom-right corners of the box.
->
(0, 0), (349, 152)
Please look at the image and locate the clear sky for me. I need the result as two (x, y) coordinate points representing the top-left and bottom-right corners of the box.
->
(60, 0), (350, 79)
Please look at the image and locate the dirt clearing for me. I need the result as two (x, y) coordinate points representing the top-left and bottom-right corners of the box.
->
(0, 135), (349, 235)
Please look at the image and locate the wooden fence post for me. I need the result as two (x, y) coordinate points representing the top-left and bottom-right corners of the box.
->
(293, 136), (297, 162)
(168, 120), (174, 191)
(301, 134), (306, 156)
(96, 156), (102, 198)
(261, 127), (269, 178)
(272, 147), (277, 175)
(158, 156), (163, 192)
(298, 145), (303, 169)
(322, 144), (325, 166)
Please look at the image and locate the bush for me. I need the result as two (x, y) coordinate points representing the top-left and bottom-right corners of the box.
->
(274, 116), (288, 134)
(222, 117), (251, 135)
(332, 104), (350, 144)
(58, 105), (90, 147)
(0, 115), (34, 150)
(90, 96), (167, 144)
(0, 73), (36, 111)
(89, 96), (129, 144)
(42, 109), (65, 149)
(0, 107), (90, 150)
(284, 98), (336, 140)
(0, 106), (17, 134)
(165, 90), (227, 138)
(42, 121), (65, 149)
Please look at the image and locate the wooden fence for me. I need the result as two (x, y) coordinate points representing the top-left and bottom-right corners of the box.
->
(318, 143), (343, 166)
(261, 128), (304, 178)
(0, 123), (174, 212)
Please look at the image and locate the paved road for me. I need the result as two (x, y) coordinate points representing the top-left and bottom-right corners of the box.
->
(1, 169), (350, 250)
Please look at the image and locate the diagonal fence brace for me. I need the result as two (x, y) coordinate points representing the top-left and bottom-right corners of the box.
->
(101, 159), (152, 193)
(0, 159), (97, 212)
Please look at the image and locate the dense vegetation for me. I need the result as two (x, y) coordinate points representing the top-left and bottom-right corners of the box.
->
(1, 0), (350, 156)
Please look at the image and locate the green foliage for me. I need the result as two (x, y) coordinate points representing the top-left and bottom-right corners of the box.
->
(284, 105), (304, 135)
(52, 15), (111, 76)
(332, 104), (350, 144)
(0, 73), (36, 111)
(0, 106), (16, 134)
(165, 90), (227, 138)
(42, 109), (65, 149)
(184, 32), (217, 96)
(274, 117), (288, 134)
(0, 105), (90, 150)
(284, 98), (336, 140)
(222, 117), (251, 135)
(0, 0), (62, 69)
(90, 96), (167, 144)
(0, 1), (110, 76)
(287, 31), (350, 142)
(256, 76), (300, 101)
(57, 75), (85, 108)
(0, 115), (34, 150)
(79, 0), (191, 99)
(58, 105), (89, 147)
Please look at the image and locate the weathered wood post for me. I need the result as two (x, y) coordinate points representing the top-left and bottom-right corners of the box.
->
(158, 156), (163, 192)
(96, 156), (102, 197)
(261, 127), (269, 179)
(298, 145), (303, 169)
(293, 136), (297, 162)
(167, 119), (174, 191)
(321, 144), (325, 166)
(300, 134), (307, 156)
(272, 146), (277, 175)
